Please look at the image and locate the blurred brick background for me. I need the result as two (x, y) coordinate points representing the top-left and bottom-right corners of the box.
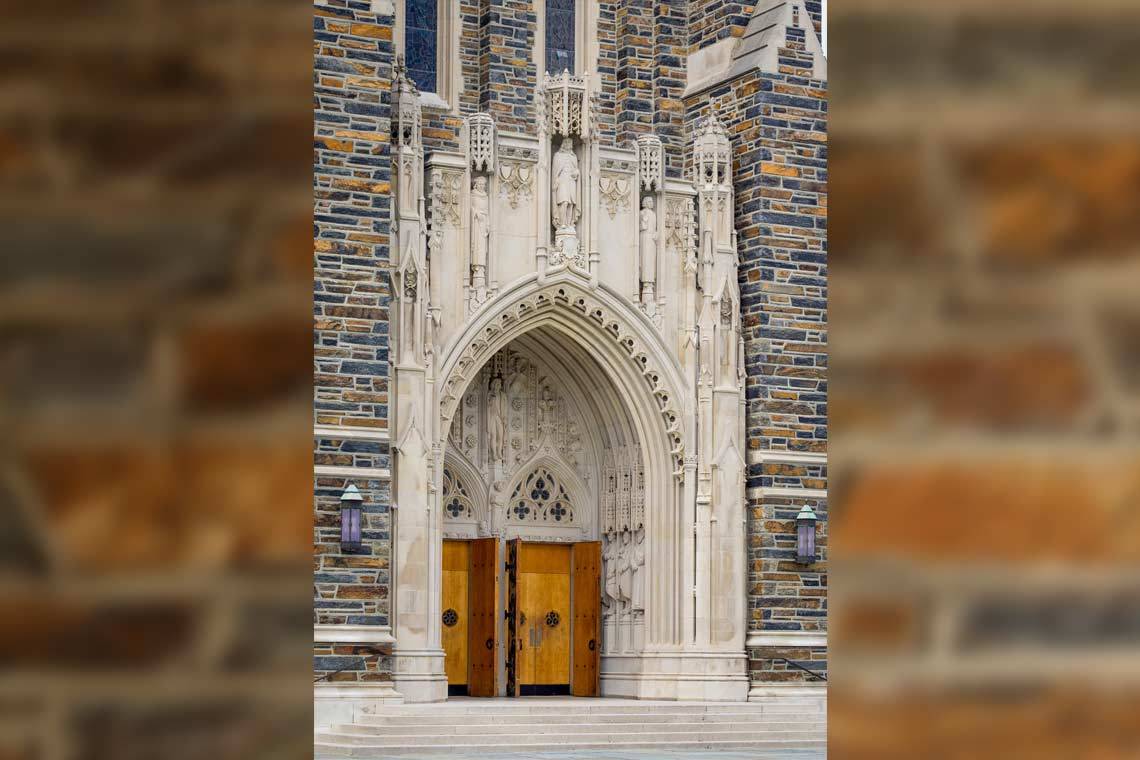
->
(829, 0), (1140, 756)
(0, 0), (315, 758)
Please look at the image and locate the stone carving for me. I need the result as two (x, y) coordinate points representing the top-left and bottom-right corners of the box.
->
(442, 467), (474, 519)
(665, 196), (694, 251)
(431, 168), (462, 227)
(637, 134), (663, 192)
(618, 529), (633, 607)
(551, 139), (583, 268)
(603, 534), (620, 613)
(639, 196), (658, 305)
(488, 374), (506, 465)
(497, 161), (533, 208)
(507, 467), (575, 523)
(466, 112), (495, 172)
(552, 139), (580, 229)
(537, 384), (556, 436)
(600, 174), (630, 219)
(631, 526), (645, 612)
(544, 70), (589, 138)
(470, 176), (490, 294)
(439, 283), (687, 475)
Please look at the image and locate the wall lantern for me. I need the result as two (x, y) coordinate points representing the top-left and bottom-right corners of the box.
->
(795, 504), (817, 565)
(340, 484), (363, 550)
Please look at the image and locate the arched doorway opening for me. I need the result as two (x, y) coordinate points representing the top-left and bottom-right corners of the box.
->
(438, 325), (648, 696)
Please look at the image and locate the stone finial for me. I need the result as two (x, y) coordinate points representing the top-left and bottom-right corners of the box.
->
(693, 115), (731, 187)
(542, 71), (590, 139)
(637, 134), (664, 192)
(465, 112), (496, 173)
(393, 55), (422, 149)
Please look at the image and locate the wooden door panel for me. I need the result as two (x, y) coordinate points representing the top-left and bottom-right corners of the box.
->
(467, 537), (498, 697)
(571, 541), (602, 696)
(532, 571), (570, 685)
(506, 538), (521, 697)
(517, 543), (571, 692)
(441, 541), (469, 689)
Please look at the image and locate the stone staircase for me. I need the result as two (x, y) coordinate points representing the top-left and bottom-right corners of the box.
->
(315, 697), (826, 756)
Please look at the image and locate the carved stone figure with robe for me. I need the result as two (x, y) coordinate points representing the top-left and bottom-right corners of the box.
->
(487, 375), (506, 464)
(603, 532), (620, 611)
(631, 526), (645, 612)
(639, 196), (658, 286)
(470, 175), (490, 284)
(617, 528), (633, 609)
(552, 138), (580, 229)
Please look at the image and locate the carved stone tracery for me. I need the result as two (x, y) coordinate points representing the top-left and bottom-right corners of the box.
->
(498, 161), (533, 208)
(600, 174), (630, 218)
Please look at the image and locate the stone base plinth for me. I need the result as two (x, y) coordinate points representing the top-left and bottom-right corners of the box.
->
(314, 682), (404, 728)
(600, 650), (750, 701)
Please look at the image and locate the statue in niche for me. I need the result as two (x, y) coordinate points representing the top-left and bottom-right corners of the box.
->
(506, 355), (528, 401)
(488, 374), (506, 465)
(489, 478), (507, 535)
(537, 385), (556, 436)
(603, 532), (620, 612)
(470, 176), (490, 289)
(617, 528), (633, 610)
(552, 138), (580, 230)
(631, 526), (645, 612)
(639, 196), (658, 287)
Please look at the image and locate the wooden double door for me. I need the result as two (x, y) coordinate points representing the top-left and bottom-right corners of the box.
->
(441, 538), (600, 697)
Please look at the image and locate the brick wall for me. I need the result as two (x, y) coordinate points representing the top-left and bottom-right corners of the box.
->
(478, 0), (538, 131)
(313, 0), (397, 681)
(685, 47), (828, 651)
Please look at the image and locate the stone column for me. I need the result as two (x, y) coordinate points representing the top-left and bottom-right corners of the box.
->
(390, 64), (446, 703)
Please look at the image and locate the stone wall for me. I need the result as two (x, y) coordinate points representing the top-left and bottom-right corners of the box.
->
(687, 1), (823, 53)
(313, 0), (398, 681)
(683, 19), (828, 679)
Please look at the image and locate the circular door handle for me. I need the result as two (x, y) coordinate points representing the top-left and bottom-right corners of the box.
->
(485, 638), (494, 650)
(588, 639), (596, 651)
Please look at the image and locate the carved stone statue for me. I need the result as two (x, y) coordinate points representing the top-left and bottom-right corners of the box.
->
(603, 533), (620, 611)
(631, 526), (645, 612)
(537, 384), (556, 435)
(551, 138), (580, 229)
(487, 375), (506, 464)
(617, 528), (633, 609)
(470, 176), (490, 288)
(639, 196), (658, 286)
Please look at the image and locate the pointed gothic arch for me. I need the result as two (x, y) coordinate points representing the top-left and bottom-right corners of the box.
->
(434, 268), (691, 648)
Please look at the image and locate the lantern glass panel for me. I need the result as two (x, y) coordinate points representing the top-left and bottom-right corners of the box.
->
(797, 521), (815, 563)
(341, 506), (362, 546)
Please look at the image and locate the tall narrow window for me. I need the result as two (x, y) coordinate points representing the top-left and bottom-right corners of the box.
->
(545, 0), (575, 74)
(405, 0), (438, 92)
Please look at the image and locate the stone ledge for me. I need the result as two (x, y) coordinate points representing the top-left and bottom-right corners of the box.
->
(314, 625), (397, 646)
(747, 631), (828, 648)
(314, 425), (391, 442)
(314, 464), (392, 479)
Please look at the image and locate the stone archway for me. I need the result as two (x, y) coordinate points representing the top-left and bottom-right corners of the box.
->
(433, 271), (688, 661)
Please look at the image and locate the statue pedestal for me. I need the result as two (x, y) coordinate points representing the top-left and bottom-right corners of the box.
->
(553, 226), (580, 268)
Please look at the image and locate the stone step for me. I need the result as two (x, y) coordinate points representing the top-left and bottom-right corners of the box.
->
(359, 701), (824, 717)
(332, 719), (827, 736)
(357, 707), (822, 723)
(353, 715), (820, 729)
(322, 727), (823, 745)
(315, 737), (825, 757)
